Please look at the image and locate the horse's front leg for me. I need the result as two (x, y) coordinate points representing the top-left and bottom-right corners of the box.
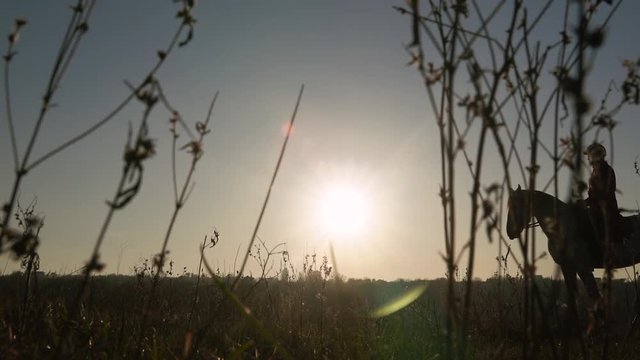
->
(578, 269), (604, 334)
(561, 266), (578, 299)
(560, 266), (584, 336)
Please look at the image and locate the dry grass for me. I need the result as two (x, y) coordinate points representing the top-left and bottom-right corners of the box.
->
(1, 272), (640, 359)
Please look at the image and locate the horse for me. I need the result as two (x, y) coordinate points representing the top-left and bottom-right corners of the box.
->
(506, 185), (640, 300)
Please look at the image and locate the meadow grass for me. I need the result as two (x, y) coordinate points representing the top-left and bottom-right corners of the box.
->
(1, 271), (640, 359)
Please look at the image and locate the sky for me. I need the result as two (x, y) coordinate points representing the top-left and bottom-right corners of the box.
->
(0, 1), (639, 281)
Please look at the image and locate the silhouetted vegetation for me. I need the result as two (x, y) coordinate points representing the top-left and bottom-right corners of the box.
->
(397, 0), (640, 358)
(2, 272), (640, 358)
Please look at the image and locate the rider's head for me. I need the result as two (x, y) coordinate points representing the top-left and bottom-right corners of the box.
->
(584, 143), (606, 165)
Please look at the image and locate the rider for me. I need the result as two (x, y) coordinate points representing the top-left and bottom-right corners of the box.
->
(583, 143), (623, 243)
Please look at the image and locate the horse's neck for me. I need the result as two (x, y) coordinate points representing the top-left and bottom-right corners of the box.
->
(527, 190), (564, 221)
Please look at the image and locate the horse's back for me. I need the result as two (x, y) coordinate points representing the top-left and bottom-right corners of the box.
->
(607, 214), (640, 269)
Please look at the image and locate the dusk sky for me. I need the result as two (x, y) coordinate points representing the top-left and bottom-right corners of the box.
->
(1, 1), (639, 281)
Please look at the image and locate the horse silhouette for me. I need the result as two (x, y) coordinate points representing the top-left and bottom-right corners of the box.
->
(506, 185), (640, 299)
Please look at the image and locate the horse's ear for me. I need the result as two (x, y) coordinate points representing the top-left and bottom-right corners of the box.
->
(516, 184), (522, 191)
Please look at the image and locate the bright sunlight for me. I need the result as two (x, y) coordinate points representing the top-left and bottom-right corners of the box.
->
(316, 182), (371, 238)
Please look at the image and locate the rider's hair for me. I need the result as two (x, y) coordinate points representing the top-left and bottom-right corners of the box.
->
(584, 142), (606, 159)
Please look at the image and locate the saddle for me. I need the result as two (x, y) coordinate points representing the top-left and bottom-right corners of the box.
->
(617, 215), (635, 242)
(580, 203), (634, 244)
(589, 212), (634, 244)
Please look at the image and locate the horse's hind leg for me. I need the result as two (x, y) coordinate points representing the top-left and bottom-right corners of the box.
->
(578, 269), (605, 334)
(578, 270), (600, 300)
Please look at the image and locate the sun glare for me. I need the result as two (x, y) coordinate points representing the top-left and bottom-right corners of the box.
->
(317, 183), (370, 238)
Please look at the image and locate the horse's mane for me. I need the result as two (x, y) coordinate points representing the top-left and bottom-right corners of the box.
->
(516, 189), (567, 207)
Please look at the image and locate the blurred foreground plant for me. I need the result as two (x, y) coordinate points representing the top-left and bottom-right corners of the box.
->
(397, 0), (635, 358)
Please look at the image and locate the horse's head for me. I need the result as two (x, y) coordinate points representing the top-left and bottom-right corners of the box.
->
(506, 185), (528, 239)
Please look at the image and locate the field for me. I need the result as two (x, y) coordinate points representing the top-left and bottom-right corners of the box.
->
(2, 270), (640, 359)
(3, 1), (640, 359)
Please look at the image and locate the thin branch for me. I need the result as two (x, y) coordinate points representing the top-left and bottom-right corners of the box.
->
(20, 0), (96, 173)
(26, 21), (187, 172)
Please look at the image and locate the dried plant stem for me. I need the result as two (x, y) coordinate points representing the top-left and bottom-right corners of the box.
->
(135, 92), (218, 357)
(53, 102), (156, 360)
(186, 235), (209, 331)
(1, 0), (95, 247)
(461, 3), (519, 351)
(160, 92), (218, 270)
(25, 20), (191, 172)
(232, 84), (305, 290)
(1, 2), (193, 251)
(3, 40), (19, 171)
(242, 237), (285, 302)
(24, 3), (85, 159)
(20, 1), (95, 173)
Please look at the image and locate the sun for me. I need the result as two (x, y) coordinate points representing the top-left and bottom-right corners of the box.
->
(316, 182), (370, 238)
